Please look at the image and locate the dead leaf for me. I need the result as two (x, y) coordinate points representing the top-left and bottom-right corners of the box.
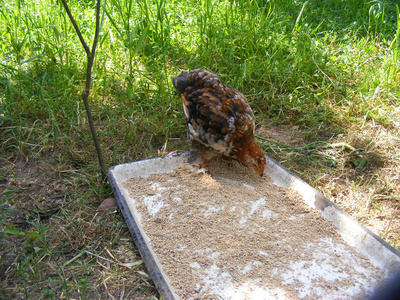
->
(118, 260), (143, 269)
(134, 271), (151, 279)
(97, 197), (118, 213)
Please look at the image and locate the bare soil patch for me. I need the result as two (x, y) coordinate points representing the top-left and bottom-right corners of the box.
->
(258, 121), (400, 250)
(0, 150), (158, 299)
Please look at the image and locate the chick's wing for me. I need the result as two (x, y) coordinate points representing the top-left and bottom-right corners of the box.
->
(182, 82), (254, 154)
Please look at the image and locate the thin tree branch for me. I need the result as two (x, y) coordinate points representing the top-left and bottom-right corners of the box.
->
(91, 0), (101, 55)
(60, 0), (107, 180)
(60, 0), (90, 55)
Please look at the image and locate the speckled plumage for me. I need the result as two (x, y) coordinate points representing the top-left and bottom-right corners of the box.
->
(173, 69), (266, 176)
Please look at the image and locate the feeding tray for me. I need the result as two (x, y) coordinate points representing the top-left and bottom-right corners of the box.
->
(108, 152), (400, 299)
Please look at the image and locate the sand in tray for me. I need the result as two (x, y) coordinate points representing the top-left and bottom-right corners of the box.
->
(123, 157), (384, 300)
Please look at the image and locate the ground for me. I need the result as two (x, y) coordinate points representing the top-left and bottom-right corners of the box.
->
(259, 121), (400, 249)
(0, 120), (399, 298)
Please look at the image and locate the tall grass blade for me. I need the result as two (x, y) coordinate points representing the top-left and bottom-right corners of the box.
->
(20, 54), (43, 65)
(294, 1), (308, 32)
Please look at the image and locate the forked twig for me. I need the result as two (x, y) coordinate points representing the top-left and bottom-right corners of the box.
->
(60, 0), (107, 180)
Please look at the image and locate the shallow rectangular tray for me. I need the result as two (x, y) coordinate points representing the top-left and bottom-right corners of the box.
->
(108, 152), (400, 299)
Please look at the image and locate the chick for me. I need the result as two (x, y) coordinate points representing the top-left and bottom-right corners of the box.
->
(173, 69), (266, 176)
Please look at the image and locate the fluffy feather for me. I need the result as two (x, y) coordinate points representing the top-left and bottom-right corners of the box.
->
(173, 69), (266, 176)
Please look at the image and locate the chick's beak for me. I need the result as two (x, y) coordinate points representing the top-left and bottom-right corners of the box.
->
(258, 162), (265, 177)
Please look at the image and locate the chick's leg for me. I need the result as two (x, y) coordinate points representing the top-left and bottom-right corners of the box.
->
(187, 142), (219, 169)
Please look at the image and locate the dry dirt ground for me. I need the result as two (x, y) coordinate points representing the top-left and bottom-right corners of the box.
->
(0, 151), (158, 299)
(259, 121), (400, 249)
(0, 121), (399, 298)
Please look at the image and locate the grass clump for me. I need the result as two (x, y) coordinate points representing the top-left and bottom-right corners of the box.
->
(1, 0), (399, 298)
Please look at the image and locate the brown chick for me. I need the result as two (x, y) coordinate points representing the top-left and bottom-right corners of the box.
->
(172, 69), (266, 176)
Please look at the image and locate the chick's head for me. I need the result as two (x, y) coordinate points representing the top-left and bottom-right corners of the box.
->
(237, 140), (266, 176)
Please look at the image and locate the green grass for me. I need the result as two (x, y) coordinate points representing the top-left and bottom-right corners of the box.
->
(1, 0), (400, 298)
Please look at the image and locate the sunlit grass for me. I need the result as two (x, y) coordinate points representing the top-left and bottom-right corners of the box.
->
(1, 0), (398, 136)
